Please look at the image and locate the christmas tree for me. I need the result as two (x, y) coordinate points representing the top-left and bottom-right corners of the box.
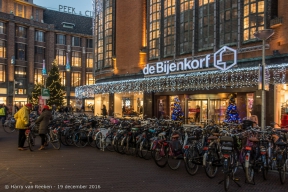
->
(224, 93), (241, 123)
(46, 60), (66, 107)
(28, 83), (44, 105)
(171, 96), (184, 121)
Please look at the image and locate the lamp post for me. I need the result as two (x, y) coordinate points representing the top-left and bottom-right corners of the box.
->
(12, 80), (22, 115)
(253, 29), (274, 130)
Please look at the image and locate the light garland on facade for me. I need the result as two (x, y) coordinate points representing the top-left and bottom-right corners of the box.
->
(75, 63), (288, 99)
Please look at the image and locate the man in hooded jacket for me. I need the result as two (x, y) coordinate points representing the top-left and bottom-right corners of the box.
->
(14, 103), (32, 151)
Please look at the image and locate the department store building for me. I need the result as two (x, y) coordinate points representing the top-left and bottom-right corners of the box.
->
(76, 0), (288, 126)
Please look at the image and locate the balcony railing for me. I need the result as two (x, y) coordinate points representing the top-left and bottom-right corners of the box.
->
(270, 17), (283, 28)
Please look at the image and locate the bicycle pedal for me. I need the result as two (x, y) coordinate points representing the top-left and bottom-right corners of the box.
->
(233, 178), (240, 181)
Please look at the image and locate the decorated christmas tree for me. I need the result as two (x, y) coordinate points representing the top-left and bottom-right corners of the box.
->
(28, 83), (44, 105)
(224, 93), (241, 123)
(46, 60), (66, 107)
(171, 96), (184, 121)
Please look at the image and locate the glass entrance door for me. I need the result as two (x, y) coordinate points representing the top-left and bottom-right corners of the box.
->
(188, 100), (208, 124)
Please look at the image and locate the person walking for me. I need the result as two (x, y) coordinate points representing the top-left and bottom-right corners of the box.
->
(34, 105), (52, 150)
(101, 105), (107, 118)
(14, 103), (32, 151)
(0, 104), (6, 127)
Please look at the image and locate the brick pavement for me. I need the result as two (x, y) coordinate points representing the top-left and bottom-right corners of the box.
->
(0, 126), (287, 192)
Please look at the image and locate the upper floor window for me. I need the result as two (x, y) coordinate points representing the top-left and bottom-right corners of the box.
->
(179, 0), (194, 54)
(86, 73), (94, 85)
(0, 65), (5, 82)
(0, 22), (5, 34)
(59, 71), (66, 86)
(163, 0), (176, 57)
(16, 26), (27, 38)
(14, 3), (26, 18)
(148, 0), (161, 59)
(72, 51), (81, 67)
(0, 40), (6, 58)
(56, 49), (65, 65)
(16, 43), (26, 61)
(87, 39), (93, 48)
(198, 0), (215, 50)
(56, 34), (66, 45)
(35, 31), (44, 42)
(243, 0), (265, 41)
(34, 69), (44, 84)
(34, 46), (45, 63)
(35, 9), (39, 21)
(72, 37), (81, 47)
(71, 72), (81, 87)
(86, 53), (93, 68)
(15, 66), (27, 77)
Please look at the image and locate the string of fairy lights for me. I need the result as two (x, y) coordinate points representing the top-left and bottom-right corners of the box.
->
(75, 63), (288, 99)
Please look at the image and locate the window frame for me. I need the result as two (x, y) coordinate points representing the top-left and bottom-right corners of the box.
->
(56, 34), (66, 45)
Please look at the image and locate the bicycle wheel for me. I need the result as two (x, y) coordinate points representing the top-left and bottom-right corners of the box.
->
(140, 139), (152, 160)
(168, 148), (182, 170)
(262, 154), (269, 180)
(28, 133), (36, 151)
(65, 130), (75, 146)
(205, 149), (219, 178)
(224, 172), (230, 191)
(279, 158), (286, 184)
(245, 162), (254, 183)
(153, 145), (168, 168)
(49, 133), (61, 150)
(104, 134), (115, 152)
(95, 132), (105, 150)
(59, 128), (69, 146)
(116, 135), (125, 154)
(3, 123), (16, 133)
(184, 148), (199, 176)
(88, 131), (97, 148)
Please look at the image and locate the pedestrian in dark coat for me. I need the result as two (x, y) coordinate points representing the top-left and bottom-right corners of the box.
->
(101, 105), (107, 118)
(35, 105), (52, 150)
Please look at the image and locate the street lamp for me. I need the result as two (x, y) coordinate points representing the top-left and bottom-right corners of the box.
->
(12, 80), (22, 115)
(253, 29), (274, 130)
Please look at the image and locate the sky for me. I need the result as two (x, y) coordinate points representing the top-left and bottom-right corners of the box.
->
(33, 0), (93, 17)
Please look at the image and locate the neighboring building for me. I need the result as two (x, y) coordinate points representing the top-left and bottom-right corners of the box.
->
(76, 0), (288, 126)
(0, 0), (94, 111)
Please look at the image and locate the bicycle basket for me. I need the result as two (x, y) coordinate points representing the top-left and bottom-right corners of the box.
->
(242, 120), (253, 129)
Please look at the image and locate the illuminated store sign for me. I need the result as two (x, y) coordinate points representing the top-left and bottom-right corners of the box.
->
(59, 5), (93, 17)
(143, 46), (237, 75)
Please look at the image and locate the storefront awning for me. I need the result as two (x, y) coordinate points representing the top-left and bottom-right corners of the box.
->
(76, 63), (288, 99)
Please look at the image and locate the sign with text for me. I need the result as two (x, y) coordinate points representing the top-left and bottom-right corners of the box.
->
(59, 5), (93, 17)
(143, 46), (237, 76)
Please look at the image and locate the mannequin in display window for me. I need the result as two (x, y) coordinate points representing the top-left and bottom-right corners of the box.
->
(195, 105), (200, 123)
(158, 100), (164, 119)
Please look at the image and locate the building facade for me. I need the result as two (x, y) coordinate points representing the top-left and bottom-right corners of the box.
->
(76, 0), (288, 126)
(0, 0), (94, 111)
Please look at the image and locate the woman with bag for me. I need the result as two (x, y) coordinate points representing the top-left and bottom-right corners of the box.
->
(35, 105), (52, 150)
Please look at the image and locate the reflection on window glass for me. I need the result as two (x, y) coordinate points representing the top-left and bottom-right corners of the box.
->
(149, 0), (160, 59)
(34, 69), (44, 84)
(0, 40), (6, 58)
(86, 73), (94, 85)
(86, 53), (93, 68)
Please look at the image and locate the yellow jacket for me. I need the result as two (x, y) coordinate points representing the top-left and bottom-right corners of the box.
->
(14, 106), (30, 129)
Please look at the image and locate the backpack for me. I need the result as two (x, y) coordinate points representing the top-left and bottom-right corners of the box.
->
(0, 107), (5, 116)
